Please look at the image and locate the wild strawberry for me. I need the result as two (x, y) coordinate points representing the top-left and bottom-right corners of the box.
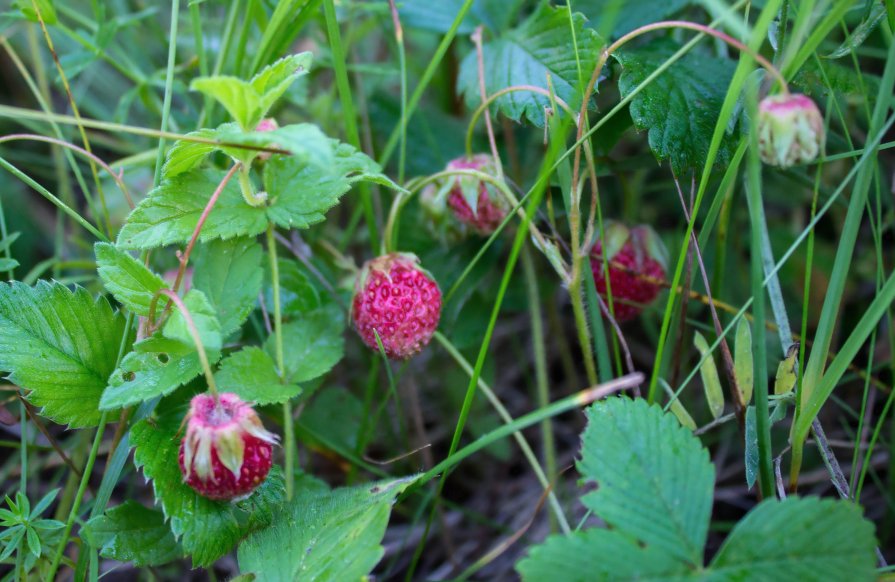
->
(445, 154), (508, 235)
(757, 93), (824, 168)
(589, 223), (667, 322)
(179, 392), (278, 501)
(351, 253), (442, 359)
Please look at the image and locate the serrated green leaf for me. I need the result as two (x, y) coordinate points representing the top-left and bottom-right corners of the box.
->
(710, 497), (877, 579)
(457, 2), (602, 126)
(131, 395), (285, 567)
(578, 398), (714, 566)
(191, 76), (263, 130)
(163, 289), (222, 352)
(95, 242), (166, 316)
(190, 53), (311, 130)
(734, 318), (753, 404)
(82, 501), (182, 567)
(117, 169), (268, 250)
(100, 336), (214, 410)
(792, 58), (880, 101)
(215, 347), (301, 405)
(517, 528), (692, 581)
(192, 237), (263, 337)
(218, 123), (333, 167)
(162, 128), (219, 179)
(615, 38), (738, 173)
(577, 0), (691, 37)
(0, 282), (128, 427)
(263, 145), (359, 230)
(693, 331), (724, 419)
(264, 306), (344, 384)
(237, 476), (418, 581)
(250, 53), (312, 113)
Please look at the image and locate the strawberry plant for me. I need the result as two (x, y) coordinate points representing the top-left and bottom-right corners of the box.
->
(0, 0), (893, 580)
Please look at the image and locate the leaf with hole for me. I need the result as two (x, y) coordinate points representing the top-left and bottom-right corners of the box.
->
(100, 336), (217, 411)
(0, 282), (129, 427)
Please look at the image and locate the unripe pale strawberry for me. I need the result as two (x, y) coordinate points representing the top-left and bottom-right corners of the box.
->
(445, 154), (508, 234)
(179, 392), (278, 501)
(757, 93), (824, 168)
(351, 253), (442, 359)
(590, 223), (667, 322)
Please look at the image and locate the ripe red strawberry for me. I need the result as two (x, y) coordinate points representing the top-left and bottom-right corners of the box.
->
(179, 392), (278, 501)
(445, 154), (508, 234)
(589, 223), (667, 322)
(351, 253), (442, 359)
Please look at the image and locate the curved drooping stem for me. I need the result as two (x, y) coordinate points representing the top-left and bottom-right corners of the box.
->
(165, 163), (241, 303)
(153, 288), (219, 400)
(0, 134), (135, 209)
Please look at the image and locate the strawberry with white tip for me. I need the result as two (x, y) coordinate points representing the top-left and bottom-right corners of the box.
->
(179, 392), (278, 501)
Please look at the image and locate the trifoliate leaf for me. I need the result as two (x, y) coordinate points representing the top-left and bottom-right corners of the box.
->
(82, 501), (182, 567)
(117, 169), (268, 250)
(578, 398), (714, 566)
(710, 497), (877, 579)
(100, 336), (215, 411)
(215, 347), (301, 405)
(457, 1), (602, 126)
(131, 394), (285, 567)
(615, 38), (738, 173)
(237, 477), (418, 580)
(95, 242), (166, 316)
(190, 53), (311, 130)
(192, 237), (263, 337)
(0, 282), (129, 427)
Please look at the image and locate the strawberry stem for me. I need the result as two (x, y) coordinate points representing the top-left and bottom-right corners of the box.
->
(157, 288), (220, 403)
(266, 224), (293, 501)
